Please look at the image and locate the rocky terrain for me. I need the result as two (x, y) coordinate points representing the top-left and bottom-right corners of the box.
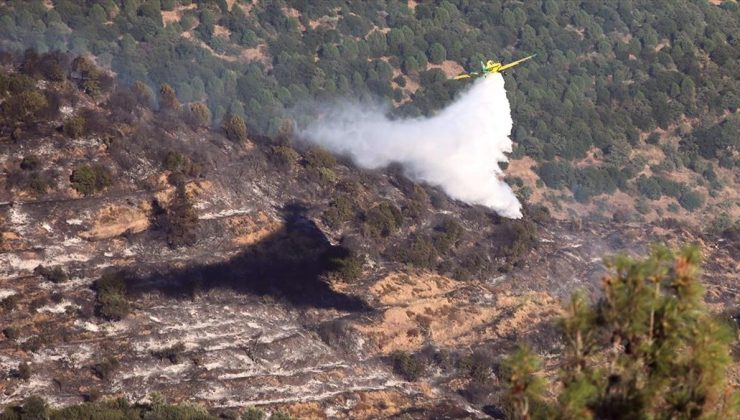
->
(0, 59), (737, 418)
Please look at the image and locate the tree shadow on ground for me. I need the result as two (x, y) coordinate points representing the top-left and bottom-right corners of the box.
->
(127, 203), (369, 312)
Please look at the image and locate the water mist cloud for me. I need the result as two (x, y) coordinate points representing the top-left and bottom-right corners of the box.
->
(298, 74), (522, 219)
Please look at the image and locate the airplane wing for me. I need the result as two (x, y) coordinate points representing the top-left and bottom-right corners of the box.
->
(498, 54), (536, 72)
(452, 72), (481, 80)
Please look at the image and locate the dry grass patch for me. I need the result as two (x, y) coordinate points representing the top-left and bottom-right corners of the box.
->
(79, 203), (151, 240)
(227, 212), (282, 246)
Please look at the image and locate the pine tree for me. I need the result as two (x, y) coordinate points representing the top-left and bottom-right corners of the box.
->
(159, 83), (179, 111)
(222, 113), (247, 142)
(187, 102), (210, 128)
(501, 345), (548, 419)
(132, 80), (153, 109)
(502, 246), (738, 419)
(163, 183), (198, 248)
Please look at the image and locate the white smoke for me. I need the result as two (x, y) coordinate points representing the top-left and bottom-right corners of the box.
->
(298, 73), (522, 219)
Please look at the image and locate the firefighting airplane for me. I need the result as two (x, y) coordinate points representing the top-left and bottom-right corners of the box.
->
(452, 54), (536, 80)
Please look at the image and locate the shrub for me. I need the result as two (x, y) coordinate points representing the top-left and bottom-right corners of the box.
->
(3, 326), (19, 340)
(132, 80), (154, 109)
(402, 198), (426, 220)
(428, 42), (446, 63)
(17, 362), (31, 380)
(304, 147), (336, 169)
(322, 195), (354, 228)
(271, 145), (300, 171)
(16, 396), (48, 418)
(63, 114), (86, 138)
(2, 395), (218, 418)
(636, 174), (662, 200)
(498, 220), (538, 261)
(34, 265), (68, 283)
(187, 102), (211, 128)
(457, 350), (494, 383)
(325, 246), (363, 282)
(646, 132), (661, 145)
(316, 319), (355, 351)
(678, 189), (705, 211)
(655, 177), (684, 198)
(164, 151), (187, 173)
(705, 212), (733, 236)
(152, 342), (186, 364)
(159, 83), (179, 111)
(242, 407), (266, 420)
(222, 113), (247, 142)
(20, 336), (44, 353)
(95, 273), (129, 321)
(71, 56), (101, 93)
(313, 166), (336, 184)
(28, 173), (50, 195)
(635, 198), (651, 214)
(391, 351), (426, 381)
(403, 236), (438, 269)
(20, 155), (41, 171)
(570, 166), (618, 202)
(70, 164), (112, 196)
(433, 218), (464, 253)
(526, 204), (551, 224)
(0, 294), (19, 312)
(93, 356), (120, 380)
(157, 183), (199, 248)
(163, 151), (202, 178)
(362, 201), (403, 237)
(402, 184), (429, 220)
(3, 90), (48, 124)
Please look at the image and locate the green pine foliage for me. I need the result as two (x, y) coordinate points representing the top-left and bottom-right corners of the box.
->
(70, 164), (112, 196)
(501, 345), (549, 419)
(362, 201), (403, 238)
(502, 246), (738, 419)
(158, 182), (199, 248)
(94, 272), (130, 321)
(222, 113), (248, 142)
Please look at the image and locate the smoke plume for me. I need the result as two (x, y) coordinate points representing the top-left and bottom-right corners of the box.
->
(299, 74), (522, 219)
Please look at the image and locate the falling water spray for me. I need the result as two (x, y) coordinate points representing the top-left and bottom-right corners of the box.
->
(299, 74), (522, 218)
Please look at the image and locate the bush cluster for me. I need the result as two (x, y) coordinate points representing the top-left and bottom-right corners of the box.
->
(391, 350), (427, 381)
(70, 164), (112, 196)
(151, 342), (186, 364)
(34, 265), (68, 283)
(154, 183), (199, 248)
(94, 273), (129, 321)
(322, 195), (354, 229)
(362, 201), (403, 237)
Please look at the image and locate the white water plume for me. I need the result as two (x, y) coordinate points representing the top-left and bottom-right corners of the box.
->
(299, 74), (522, 218)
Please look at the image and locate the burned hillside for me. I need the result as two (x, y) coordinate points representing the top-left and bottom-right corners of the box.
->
(1, 51), (737, 418)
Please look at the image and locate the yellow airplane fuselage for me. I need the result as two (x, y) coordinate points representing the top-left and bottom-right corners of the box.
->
(453, 54), (536, 80)
(483, 60), (504, 73)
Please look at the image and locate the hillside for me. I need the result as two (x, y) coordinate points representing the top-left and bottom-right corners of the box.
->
(1, 0), (736, 227)
(0, 1), (738, 418)
(1, 50), (738, 418)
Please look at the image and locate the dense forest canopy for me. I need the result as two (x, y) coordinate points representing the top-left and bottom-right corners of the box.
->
(0, 0), (737, 220)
